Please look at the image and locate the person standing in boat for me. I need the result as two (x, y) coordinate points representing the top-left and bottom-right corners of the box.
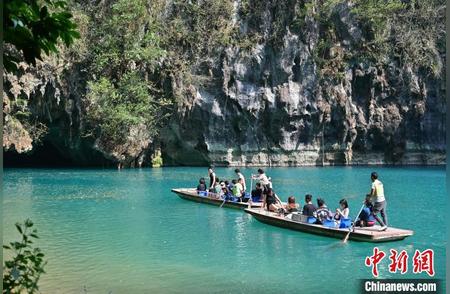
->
(234, 168), (246, 192)
(252, 169), (271, 191)
(368, 172), (388, 230)
(208, 166), (216, 192)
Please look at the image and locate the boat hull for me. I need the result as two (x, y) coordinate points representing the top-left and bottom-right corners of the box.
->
(171, 188), (262, 210)
(245, 208), (413, 243)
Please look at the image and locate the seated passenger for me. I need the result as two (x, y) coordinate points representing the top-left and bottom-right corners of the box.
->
(285, 196), (299, 214)
(263, 188), (283, 212)
(302, 194), (317, 217)
(251, 183), (263, 202)
(197, 178), (207, 192)
(355, 195), (376, 227)
(213, 177), (222, 195)
(231, 179), (244, 202)
(213, 180), (224, 198)
(334, 198), (350, 221)
(220, 182), (231, 199)
(225, 180), (233, 193)
(313, 198), (332, 224)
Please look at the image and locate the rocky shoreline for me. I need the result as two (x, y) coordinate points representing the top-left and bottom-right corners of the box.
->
(164, 150), (446, 167)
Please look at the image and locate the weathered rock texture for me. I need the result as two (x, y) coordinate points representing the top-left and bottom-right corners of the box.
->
(3, 0), (446, 166)
(160, 1), (446, 166)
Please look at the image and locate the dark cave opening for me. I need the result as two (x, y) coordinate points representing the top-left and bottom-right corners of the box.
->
(3, 139), (114, 168)
(4, 141), (75, 167)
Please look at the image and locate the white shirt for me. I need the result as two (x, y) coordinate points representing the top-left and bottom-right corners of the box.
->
(341, 207), (349, 218)
(256, 173), (270, 186)
(371, 179), (385, 202)
(237, 172), (246, 191)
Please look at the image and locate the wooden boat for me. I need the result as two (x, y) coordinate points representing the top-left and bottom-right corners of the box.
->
(171, 188), (263, 210)
(245, 208), (414, 243)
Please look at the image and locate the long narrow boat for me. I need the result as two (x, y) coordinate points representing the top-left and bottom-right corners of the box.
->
(171, 188), (263, 210)
(245, 208), (413, 243)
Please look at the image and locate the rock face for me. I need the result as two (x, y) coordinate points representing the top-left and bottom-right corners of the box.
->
(3, 0), (446, 166)
(160, 2), (446, 166)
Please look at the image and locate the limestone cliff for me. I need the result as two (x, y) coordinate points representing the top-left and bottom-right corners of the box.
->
(160, 0), (446, 166)
(3, 0), (446, 166)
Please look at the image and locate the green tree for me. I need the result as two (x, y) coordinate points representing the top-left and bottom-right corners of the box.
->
(3, 0), (80, 72)
(83, 0), (173, 159)
(3, 220), (46, 294)
(85, 73), (171, 145)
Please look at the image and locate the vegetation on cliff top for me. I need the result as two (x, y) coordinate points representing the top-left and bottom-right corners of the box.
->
(305, 0), (445, 78)
(82, 0), (172, 156)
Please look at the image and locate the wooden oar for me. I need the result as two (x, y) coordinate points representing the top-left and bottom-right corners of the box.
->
(219, 195), (227, 208)
(247, 177), (253, 209)
(342, 203), (365, 243)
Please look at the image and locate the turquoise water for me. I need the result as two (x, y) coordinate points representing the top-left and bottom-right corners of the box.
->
(3, 167), (446, 293)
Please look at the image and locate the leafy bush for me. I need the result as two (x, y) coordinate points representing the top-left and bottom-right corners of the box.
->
(88, 0), (165, 77)
(152, 154), (163, 167)
(85, 72), (172, 145)
(82, 0), (173, 148)
(3, 219), (46, 294)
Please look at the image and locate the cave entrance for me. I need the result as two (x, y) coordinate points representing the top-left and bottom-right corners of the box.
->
(4, 140), (75, 167)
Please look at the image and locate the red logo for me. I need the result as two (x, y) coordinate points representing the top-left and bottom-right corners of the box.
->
(412, 249), (435, 277)
(388, 249), (408, 274)
(365, 247), (386, 277)
(365, 248), (435, 277)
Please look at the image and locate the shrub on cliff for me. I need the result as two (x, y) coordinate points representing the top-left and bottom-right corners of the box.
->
(85, 72), (171, 147)
(81, 0), (173, 162)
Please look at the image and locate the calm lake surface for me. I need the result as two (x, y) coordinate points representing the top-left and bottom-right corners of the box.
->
(3, 167), (446, 293)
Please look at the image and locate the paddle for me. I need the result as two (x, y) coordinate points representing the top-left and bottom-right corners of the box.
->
(219, 195), (227, 208)
(342, 203), (365, 243)
(247, 177), (253, 209)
